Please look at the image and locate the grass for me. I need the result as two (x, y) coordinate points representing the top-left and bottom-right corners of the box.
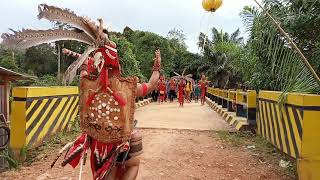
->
(0, 149), (19, 169)
(215, 130), (296, 177)
(25, 117), (81, 165)
(0, 117), (81, 171)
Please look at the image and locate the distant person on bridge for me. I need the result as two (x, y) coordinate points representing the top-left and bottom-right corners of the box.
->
(194, 80), (201, 103)
(199, 74), (208, 105)
(185, 81), (193, 103)
(151, 88), (159, 102)
(169, 78), (177, 102)
(158, 75), (166, 103)
(178, 79), (186, 107)
(164, 79), (170, 102)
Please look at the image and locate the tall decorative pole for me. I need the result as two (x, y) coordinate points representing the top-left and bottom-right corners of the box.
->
(253, 0), (320, 86)
(57, 44), (61, 80)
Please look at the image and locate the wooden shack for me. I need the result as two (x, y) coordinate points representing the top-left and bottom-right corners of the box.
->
(0, 66), (35, 170)
(0, 66), (35, 122)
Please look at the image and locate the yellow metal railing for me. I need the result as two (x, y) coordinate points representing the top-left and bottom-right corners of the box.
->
(206, 88), (256, 124)
(258, 91), (320, 180)
(206, 88), (320, 179)
(10, 86), (79, 153)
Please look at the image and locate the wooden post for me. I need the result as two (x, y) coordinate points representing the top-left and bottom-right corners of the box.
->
(57, 45), (61, 80)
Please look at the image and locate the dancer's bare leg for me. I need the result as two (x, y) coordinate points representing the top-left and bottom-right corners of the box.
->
(120, 157), (140, 180)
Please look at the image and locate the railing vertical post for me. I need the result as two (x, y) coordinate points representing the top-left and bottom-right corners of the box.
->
(217, 90), (222, 105)
(227, 91), (234, 112)
(236, 90), (241, 117)
(222, 90), (228, 108)
(247, 90), (257, 126)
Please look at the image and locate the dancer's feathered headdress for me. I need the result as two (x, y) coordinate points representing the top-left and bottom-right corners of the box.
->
(1, 4), (113, 84)
(172, 68), (194, 83)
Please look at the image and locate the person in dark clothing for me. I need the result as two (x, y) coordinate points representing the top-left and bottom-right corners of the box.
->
(169, 78), (177, 102)
(152, 89), (159, 102)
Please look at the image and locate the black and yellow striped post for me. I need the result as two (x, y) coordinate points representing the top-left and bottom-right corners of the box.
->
(222, 90), (228, 109)
(236, 90), (247, 118)
(208, 88), (214, 101)
(217, 89), (223, 105)
(258, 91), (320, 179)
(211, 88), (215, 101)
(213, 88), (218, 102)
(227, 91), (236, 112)
(10, 87), (79, 155)
(247, 90), (257, 126)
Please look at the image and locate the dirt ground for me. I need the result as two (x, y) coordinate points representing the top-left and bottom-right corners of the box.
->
(0, 129), (292, 180)
(0, 102), (293, 180)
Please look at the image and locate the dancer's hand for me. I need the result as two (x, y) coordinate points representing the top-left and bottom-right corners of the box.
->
(154, 49), (161, 66)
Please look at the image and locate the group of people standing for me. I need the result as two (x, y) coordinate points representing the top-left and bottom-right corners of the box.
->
(151, 74), (208, 107)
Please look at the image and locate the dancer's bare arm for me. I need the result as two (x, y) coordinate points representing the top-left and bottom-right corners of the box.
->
(136, 49), (161, 97)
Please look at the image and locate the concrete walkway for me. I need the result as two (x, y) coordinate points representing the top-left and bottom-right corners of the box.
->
(135, 101), (231, 131)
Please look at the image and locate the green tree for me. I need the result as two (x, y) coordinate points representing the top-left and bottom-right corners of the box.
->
(23, 44), (58, 77)
(0, 55), (19, 71)
(110, 33), (142, 78)
(196, 28), (245, 88)
(0, 46), (21, 71)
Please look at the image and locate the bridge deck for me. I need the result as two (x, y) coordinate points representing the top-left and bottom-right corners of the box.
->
(136, 102), (231, 131)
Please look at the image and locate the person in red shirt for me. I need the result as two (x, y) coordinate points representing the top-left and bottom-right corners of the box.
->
(158, 75), (166, 103)
(178, 79), (186, 107)
(199, 74), (208, 105)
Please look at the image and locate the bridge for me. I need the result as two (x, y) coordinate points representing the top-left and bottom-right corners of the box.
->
(1, 86), (320, 179)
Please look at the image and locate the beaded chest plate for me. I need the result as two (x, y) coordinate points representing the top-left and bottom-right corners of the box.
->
(79, 76), (138, 143)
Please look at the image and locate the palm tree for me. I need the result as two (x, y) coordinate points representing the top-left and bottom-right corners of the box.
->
(211, 28), (244, 45)
(197, 28), (245, 88)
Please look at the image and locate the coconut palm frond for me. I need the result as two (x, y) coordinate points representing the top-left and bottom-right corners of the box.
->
(230, 29), (241, 42)
(241, 4), (320, 104)
(240, 6), (261, 38)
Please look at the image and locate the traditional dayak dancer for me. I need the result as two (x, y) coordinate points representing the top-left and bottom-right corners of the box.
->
(178, 79), (186, 107)
(172, 69), (194, 107)
(199, 74), (208, 105)
(1, 4), (162, 180)
(158, 75), (166, 103)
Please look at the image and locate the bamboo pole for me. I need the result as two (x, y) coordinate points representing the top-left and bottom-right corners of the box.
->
(57, 45), (61, 81)
(253, 0), (320, 86)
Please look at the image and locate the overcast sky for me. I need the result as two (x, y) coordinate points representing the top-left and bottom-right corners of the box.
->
(0, 0), (258, 53)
